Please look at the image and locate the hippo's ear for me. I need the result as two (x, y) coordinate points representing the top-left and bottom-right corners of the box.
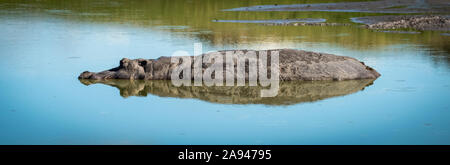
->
(120, 58), (130, 67)
(139, 60), (147, 66)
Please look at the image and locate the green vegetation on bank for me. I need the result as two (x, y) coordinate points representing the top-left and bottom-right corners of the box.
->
(0, 0), (447, 53)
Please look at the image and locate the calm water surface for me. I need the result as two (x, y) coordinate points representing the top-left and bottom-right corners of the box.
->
(0, 0), (449, 144)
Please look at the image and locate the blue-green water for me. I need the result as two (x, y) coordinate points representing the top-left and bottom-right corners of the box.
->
(0, 0), (449, 144)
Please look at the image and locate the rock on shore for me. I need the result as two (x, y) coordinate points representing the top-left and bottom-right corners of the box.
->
(354, 15), (450, 31)
(78, 49), (380, 81)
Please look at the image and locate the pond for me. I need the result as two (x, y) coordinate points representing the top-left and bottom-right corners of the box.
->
(0, 0), (449, 144)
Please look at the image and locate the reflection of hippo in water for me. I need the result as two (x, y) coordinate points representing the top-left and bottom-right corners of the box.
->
(79, 79), (376, 106)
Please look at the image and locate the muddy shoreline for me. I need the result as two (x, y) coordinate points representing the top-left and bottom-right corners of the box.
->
(221, 0), (450, 31)
(224, 0), (450, 14)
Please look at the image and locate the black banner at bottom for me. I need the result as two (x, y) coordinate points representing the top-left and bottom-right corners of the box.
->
(0, 145), (448, 162)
